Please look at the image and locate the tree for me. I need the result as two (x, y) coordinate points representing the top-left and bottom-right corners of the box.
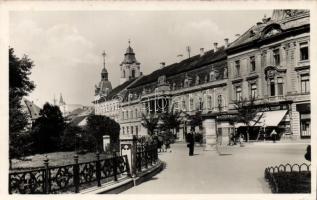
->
(188, 111), (203, 131)
(141, 113), (158, 136)
(233, 96), (264, 142)
(32, 103), (65, 153)
(9, 47), (35, 163)
(160, 105), (183, 135)
(86, 115), (120, 153)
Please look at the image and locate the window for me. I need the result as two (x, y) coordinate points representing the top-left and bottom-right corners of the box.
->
(273, 48), (280, 66)
(190, 98), (194, 111)
(300, 42), (309, 61)
(135, 108), (138, 118)
(235, 60), (240, 77)
(127, 126), (130, 134)
(126, 111), (129, 119)
(251, 83), (257, 99)
(250, 56), (256, 72)
(236, 86), (242, 101)
(270, 78), (275, 96)
(301, 74), (310, 93)
(182, 99), (186, 110)
(132, 69), (136, 78)
(217, 95), (223, 111)
(122, 127), (125, 135)
(131, 126), (134, 135)
(277, 77), (284, 96)
(207, 95), (212, 110)
(198, 97), (203, 110)
(135, 126), (138, 135)
(210, 71), (215, 81)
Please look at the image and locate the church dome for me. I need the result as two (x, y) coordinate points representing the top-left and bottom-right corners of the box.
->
(121, 43), (140, 65)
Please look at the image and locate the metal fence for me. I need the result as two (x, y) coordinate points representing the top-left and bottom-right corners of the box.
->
(9, 154), (130, 194)
(136, 144), (158, 173)
(264, 163), (311, 193)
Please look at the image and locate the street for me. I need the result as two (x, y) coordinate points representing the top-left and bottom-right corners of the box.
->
(123, 142), (309, 193)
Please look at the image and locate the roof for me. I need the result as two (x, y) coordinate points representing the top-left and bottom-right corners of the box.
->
(23, 98), (41, 120)
(228, 10), (310, 51)
(121, 45), (139, 65)
(101, 67), (108, 74)
(105, 78), (137, 100)
(129, 47), (227, 89)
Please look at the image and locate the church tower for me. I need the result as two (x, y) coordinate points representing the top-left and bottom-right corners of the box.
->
(95, 51), (112, 97)
(120, 40), (142, 84)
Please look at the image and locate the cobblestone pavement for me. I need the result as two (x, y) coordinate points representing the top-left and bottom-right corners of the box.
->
(123, 142), (309, 194)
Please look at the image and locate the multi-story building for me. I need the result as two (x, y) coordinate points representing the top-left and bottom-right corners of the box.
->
(93, 9), (310, 141)
(227, 9), (310, 140)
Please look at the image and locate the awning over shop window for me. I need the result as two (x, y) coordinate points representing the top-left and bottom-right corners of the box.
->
(250, 110), (288, 127)
(234, 122), (247, 128)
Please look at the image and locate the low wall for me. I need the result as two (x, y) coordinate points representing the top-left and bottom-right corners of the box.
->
(81, 160), (164, 194)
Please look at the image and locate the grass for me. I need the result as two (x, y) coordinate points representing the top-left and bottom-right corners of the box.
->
(10, 151), (111, 172)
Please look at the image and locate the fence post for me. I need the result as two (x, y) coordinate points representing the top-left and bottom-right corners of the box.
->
(124, 155), (131, 177)
(43, 156), (50, 194)
(73, 154), (80, 193)
(113, 157), (118, 181)
(96, 152), (101, 187)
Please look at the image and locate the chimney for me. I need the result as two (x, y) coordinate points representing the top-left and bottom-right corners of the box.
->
(213, 42), (218, 52)
(200, 48), (205, 56)
(224, 38), (229, 48)
(160, 62), (165, 68)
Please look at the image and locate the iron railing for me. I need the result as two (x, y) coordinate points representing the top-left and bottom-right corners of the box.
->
(9, 154), (130, 194)
(136, 144), (158, 173)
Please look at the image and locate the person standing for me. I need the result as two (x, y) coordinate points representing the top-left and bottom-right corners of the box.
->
(187, 130), (195, 156)
(271, 129), (277, 143)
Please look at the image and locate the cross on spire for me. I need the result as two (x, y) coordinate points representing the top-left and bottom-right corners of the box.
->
(102, 50), (106, 69)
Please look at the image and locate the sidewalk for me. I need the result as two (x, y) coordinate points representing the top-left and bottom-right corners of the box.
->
(123, 142), (308, 194)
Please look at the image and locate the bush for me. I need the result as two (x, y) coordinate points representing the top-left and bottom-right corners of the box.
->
(272, 171), (311, 193)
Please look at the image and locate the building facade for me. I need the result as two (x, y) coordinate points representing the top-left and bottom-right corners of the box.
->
(227, 9), (310, 139)
(93, 10), (310, 141)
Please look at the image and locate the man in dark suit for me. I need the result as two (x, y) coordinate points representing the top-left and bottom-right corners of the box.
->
(187, 131), (195, 156)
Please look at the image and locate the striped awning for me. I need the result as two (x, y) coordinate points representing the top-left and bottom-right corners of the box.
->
(250, 110), (288, 127)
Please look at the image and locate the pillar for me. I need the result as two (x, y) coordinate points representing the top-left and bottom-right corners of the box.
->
(120, 135), (137, 176)
(203, 118), (217, 151)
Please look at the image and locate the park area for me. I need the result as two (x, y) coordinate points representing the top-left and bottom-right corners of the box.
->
(10, 151), (111, 172)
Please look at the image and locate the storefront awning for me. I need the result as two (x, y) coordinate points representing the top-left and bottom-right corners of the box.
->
(234, 122), (247, 128)
(250, 110), (288, 127)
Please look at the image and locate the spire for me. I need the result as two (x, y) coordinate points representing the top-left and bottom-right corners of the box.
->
(102, 50), (106, 69)
(128, 39), (131, 47)
(59, 93), (65, 105)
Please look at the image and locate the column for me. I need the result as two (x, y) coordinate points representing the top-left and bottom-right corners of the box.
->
(203, 119), (217, 151)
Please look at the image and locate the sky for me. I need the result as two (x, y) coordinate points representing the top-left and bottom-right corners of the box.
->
(10, 10), (272, 107)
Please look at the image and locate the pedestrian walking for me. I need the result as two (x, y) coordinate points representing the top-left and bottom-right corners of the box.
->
(239, 134), (244, 147)
(271, 129), (277, 143)
(187, 131), (195, 156)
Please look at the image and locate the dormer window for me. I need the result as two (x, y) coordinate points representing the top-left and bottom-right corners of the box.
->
(209, 71), (216, 81)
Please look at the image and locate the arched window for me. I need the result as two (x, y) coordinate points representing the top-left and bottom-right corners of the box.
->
(210, 71), (215, 81)
(123, 70), (126, 78)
